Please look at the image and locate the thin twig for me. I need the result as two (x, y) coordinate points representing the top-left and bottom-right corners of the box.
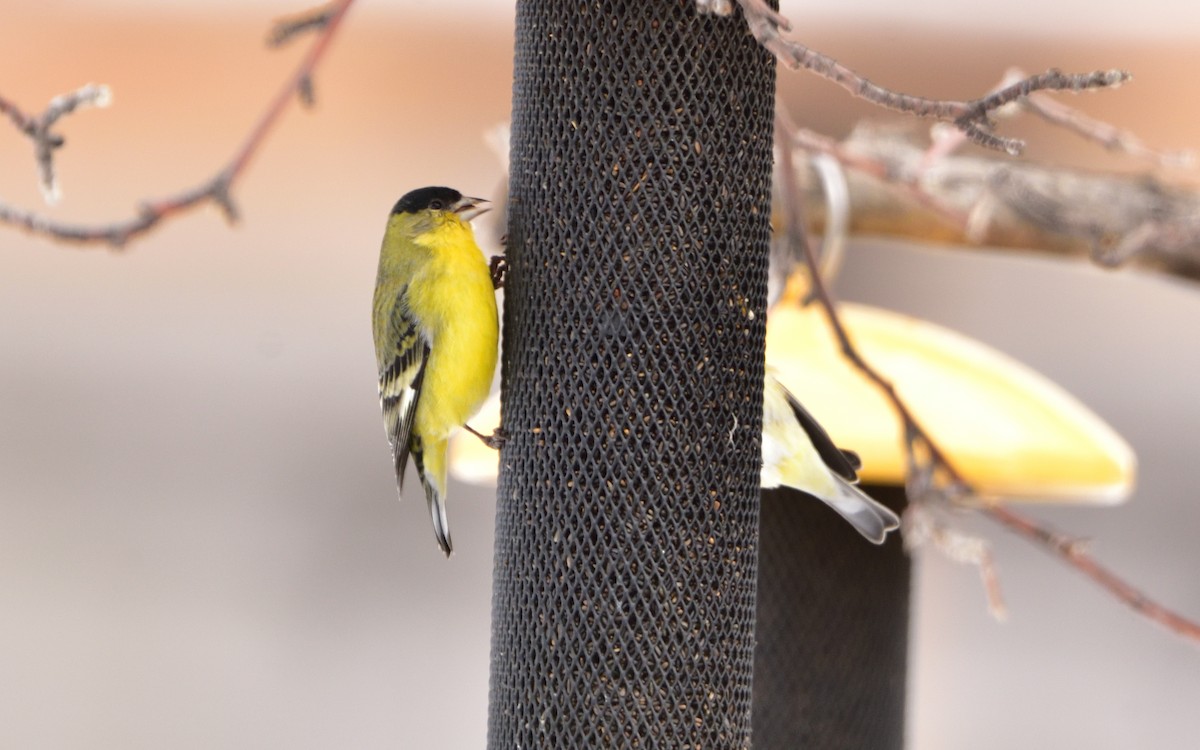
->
(775, 111), (971, 494)
(956, 69), (1130, 155)
(0, 0), (356, 248)
(0, 83), (112, 204)
(904, 504), (1008, 619)
(786, 123), (971, 232)
(267, 2), (338, 47)
(738, 0), (1128, 155)
(776, 109), (1200, 645)
(1006, 68), (1196, 168)
(919, 67), (1194, 172)
(984, 505), (1200, 643)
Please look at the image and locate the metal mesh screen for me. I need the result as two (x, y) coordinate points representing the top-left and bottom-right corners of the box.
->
(489, 2), (776, 748)
(752, 486), (911, 748)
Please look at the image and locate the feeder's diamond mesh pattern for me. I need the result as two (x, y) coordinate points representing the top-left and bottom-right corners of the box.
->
(488, 2), (776, 748)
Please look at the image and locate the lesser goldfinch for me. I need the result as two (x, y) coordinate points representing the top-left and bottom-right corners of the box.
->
(373, 186), (500, 556)
(761, 370), (901, 543)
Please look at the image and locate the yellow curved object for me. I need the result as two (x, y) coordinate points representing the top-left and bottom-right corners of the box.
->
(450, 302), (1136, 505)
(765, 302), (1135, 503)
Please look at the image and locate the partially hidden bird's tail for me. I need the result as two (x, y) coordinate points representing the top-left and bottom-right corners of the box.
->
(825, 478), (902, 545)
(413, 437), (453, 556)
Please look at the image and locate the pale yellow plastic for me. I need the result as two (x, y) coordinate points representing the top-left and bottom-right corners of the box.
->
(766, 302), (1135, 503)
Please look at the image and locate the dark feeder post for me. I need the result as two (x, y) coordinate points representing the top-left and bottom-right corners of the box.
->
(753, 486), (911, 748)
(487, 1), (909, 748)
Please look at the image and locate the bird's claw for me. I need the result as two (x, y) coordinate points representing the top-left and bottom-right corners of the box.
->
(482, 427), (508, 450)
(465, 424), (508, 450)
(490, 255), (508, 290)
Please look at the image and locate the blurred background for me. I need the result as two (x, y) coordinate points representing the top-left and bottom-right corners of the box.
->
(1, 1), (1197, 748)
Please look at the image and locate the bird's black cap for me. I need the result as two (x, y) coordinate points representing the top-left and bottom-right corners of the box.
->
(391, 186), (462, 215)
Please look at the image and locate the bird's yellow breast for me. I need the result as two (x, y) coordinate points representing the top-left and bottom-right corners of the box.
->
(376, 212), (499, 442)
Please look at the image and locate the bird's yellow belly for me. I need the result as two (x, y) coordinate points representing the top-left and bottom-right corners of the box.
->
(414, 285), (498, 440)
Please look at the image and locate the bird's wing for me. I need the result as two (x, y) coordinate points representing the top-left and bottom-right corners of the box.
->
(839, 448), (863, 473)
(781, 388), (861, 483)
(379, 303), (430, 488)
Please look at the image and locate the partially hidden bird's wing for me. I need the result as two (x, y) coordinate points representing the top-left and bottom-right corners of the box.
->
(379, 304), (430, 488)
(782, 388), (861, 482)
(839, 448), (863, 473)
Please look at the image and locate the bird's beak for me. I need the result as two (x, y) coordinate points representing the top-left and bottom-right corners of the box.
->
(452, 196), (491, 223)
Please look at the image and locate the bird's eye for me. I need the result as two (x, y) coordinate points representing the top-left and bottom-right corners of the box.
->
(429, 199), (444, 210)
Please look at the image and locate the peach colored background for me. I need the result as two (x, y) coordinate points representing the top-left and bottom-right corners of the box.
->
(1, 4), (1197, 749)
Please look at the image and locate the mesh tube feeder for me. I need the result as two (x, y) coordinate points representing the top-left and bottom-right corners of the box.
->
(488, 2), (776, 747)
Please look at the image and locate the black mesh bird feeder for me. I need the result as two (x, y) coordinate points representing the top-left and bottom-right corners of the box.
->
(488, 2), (908, 748)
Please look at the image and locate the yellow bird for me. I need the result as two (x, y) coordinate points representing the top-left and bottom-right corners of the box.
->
(761, 369), (901, 543)
(372, 186), (499, 556)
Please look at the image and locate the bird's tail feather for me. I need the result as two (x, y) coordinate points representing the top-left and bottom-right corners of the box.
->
(414, 438), (452, 556)
(827, 478), (902, 545)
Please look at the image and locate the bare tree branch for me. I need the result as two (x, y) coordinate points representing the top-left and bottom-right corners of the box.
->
(1009, 69), (1195, 169)
(955, 69), (1130, 154)
(775, 112), (971, 499)
(984, 505), (1200, 643)
(0, 0), (355, 248)
(776, 110), (1200, 646)
(787, 125), (971, 231)
(904, 504), (1008, 619)
(730, 0), (1129, 155)
(0, 83), (112, 204)
(267, 1), (339, 47)
(920, 66), (1195, 172)
(781, 123), (1200, 281)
